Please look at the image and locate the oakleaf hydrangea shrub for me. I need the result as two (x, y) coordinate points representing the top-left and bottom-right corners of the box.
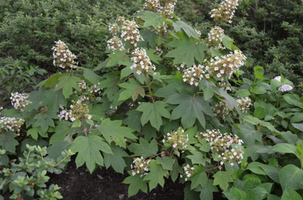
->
(1, 0), (303, 199)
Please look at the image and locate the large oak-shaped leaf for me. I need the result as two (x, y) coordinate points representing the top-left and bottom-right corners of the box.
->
(166, 93), (213, 129)
(136, 101), (170, 131)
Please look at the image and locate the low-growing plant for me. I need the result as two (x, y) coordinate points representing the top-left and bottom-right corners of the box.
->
(0, 145), (73, 200)
(1, 0), (303, 200)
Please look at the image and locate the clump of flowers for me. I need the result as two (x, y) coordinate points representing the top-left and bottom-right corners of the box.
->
(180, 164), (194, 181)
(155, 22), (167, 35)
(182, 64), (209, 86)
(143, 0), (162, 12)
(236, 97), (252, 113)
(208, 50), (246, 80)
(154, 46), (163, 57)
(218, 82), (231, 91)
(210, 0), (239, 24)
(121, 20), (144, 47)
(58, 105), (73, 121)
(52, 40), (77, 69)
(213, 101), (230, 119)
(162, 127), (189, 151)
(108, 23), (120, 35)
(0, 117), (25, 132)
(131, 157), (150, 177)
(89, 82), (102, 94)
(274, 76), (293, 92)
(198, 129), (244, 166)
(69, 100), (92, 122)
(130, 48), (156, 75)
(107, 37), (125, 52)
(117, 16), (125, 26)
(77, 80), (87, 91)
(10, 92), (31, 111)
(207, 26), (224, 47)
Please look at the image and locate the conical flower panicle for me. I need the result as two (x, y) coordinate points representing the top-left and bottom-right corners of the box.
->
(210, 0), (239, 24)
(52, 40), (77, 69)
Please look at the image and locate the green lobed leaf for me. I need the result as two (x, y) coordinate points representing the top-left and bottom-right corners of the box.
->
(23, 87), (45, 111)
(128, 138), (158, 158)
(106, 50), (130, 67)
(279, 164), (303, 191)
(104, 144), (128, 174)
(156, 156), (174, 171)
(237, 123), (262, 146)
(83, 68), (100, 85)
(199, 80), (215, 100)
(235, 89), (250, 97)
(42, 88), (66, 112)
(213, 171), (233, 191)
(33, 111), (58, 133)
(272, 143), (297, 154)
(55, 74), (81, 99)
(123, 110), (142, 132)
(123, 174), (148, 197)
(99, 119), (137, 148)
(49, 121), (74, 144)
(172, 21), (199, 39)
(47, 140), (71, 160)
(143, 160), (168, 191)
(165, 34), (207, 66)
(146, 49), (162, 64)
(197, 179), (217, 200)
(137, 101), (170, 131)
(136, 11), (165, 28)
(70, 135), (112, 173)
(187, 151), (209, 166)
(0, 131), (19, 153)
(190, 171), (207, 190)
(167, 93), (213, 129)
(246, 187), (268, 200)
(223, 187), (247, 200)
(140, 30), (158, 47)
(98, 72), (120, 99)
(43, 73), (62, 88)
(119, 79), (145, 101)
(254, 106), (266, 119)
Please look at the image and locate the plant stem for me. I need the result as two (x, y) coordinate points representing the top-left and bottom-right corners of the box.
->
(144, 74), (155, 103)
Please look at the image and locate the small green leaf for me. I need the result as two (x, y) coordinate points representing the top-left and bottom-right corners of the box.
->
(187, 151), (209, 166)
(235, 89), (250, 97)
(213, 171), (233, 191)
(165, 34), (207, 66)
(222, 34), (233, 50)
(136, 11), (165, 28)
(292, 123), (303, 132)
(190, 171), (207, 190)
(104, 144), (128, 174)
(156, 156), (174, 171)
(123, 174), (148, 197)
(33, 111), (58, 133)
(137, 101), (170, 131)
(99, 119), (137, 148)
(47, 140), (71, 160)
(106, 50), (130, 67)
(143, 161), (168, 190)
(119, 79), (145, 101)
(0, 131), (18, 153)
(55, 74), (81, 99)
(254, 106), (266, 119)
(272, 143), (297, 154)
(172, 21), (199, 39)
(199, 80), (215, 100)
(70, 135), (112, 173)
(83, 68), (100, 85)
(123, 110), (142, 132)
(197, 179), (217, 200)
(128, 138), (158, 158)
(44, 73), (62, 88)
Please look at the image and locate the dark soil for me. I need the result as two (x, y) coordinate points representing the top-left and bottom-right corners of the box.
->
(46, 157), (228, 200)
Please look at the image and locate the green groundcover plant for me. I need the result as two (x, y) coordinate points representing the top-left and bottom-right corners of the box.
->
(1, 0), (303, 199)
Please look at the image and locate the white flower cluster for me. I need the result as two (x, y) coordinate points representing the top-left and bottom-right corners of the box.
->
(130, 48), (156, 75)
(155, 22), (167, 35)
(208, 50), (246, 80)
(274, 76), (293, 92)
(162, 127), (189, 151)
(52, 40), (77, 69)
(89, 82), (102, 94)
(10, 92), (31, 111)
(213, 101), (230, 119)
(161, 2), (176, 18)
(107, 37), (125, 52)
(218, 82), (231, 91)
(207, 26), (224, 47)
(195, 29), (201, 38)
(236, 97), (252, 113)
(0, 117), (25, 132)
(143, 0), (162, 12)
(182, 64), (209, 86)
(58, 105), (72, 121)
(108, 23), (119, 35)
(121, 20), (144, 47)
(154, 46), (163, 57)
(77, 80), (87, 91)
(210, 0), (239, 24)
(131, 157), (150, 177)
(180, 164), (194, 181)
(117, 16), (125, 26)
(198, 129), (244, 166)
